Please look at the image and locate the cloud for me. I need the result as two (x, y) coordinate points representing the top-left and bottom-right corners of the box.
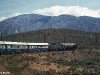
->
(9, 12), (21, 17)
(0, 5), (100, 21)
(0, 17), (7, 21)
(32, 5), (100, 17)
(0, 12), (21, 21)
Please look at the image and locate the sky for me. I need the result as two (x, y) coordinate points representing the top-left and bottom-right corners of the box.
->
(0, 0), (100, 21)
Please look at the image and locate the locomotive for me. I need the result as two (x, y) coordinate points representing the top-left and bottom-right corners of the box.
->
(48, 43), (77, 51)
(0, 41), (77, 54)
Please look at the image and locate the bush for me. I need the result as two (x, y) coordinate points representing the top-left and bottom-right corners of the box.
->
(5, 54), (22, 75)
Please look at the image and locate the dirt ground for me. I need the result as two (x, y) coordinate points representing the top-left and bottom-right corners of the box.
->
(0, 50), (100, 75)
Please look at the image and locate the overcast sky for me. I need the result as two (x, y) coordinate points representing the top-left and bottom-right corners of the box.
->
(0, 0), (100, 21)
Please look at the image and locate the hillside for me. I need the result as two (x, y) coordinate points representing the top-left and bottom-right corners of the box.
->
(3, 28), (100, 50)
(0, 14), (100, 35)
(0, 50), (100, 75)
(1, 28), (100, 75)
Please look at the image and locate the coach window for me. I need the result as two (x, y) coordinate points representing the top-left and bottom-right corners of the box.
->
(29, 46), (32, 48)
(45, 46), (48, 48)
(0, 45), (1, 48)
(17, 45), (19, 48)
(0, 45), (5, 48)
(1, 45), (3, 48)
(32, 46), (34, 48)
(31, 46), (32, 48)
(33, 46), (35, 48)
(7, 45), (11, 48)
(10, 45), (12, 48)
(2, 45), (6, 48)
(0, 45), (3, 48)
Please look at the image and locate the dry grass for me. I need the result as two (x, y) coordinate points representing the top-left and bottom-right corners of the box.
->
(0, 50), (100, 75)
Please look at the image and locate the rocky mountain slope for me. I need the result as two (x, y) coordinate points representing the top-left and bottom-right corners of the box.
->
(0, 14), (100, 35)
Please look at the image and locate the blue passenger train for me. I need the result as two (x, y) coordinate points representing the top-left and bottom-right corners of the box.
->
(0, 41), (77, 54)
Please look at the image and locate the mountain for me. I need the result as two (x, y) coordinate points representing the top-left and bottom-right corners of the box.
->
(0, 14), (100, 35)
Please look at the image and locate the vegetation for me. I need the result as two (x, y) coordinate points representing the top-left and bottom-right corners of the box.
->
(0, 50), (100, 75)
(0, 54), (35, 75)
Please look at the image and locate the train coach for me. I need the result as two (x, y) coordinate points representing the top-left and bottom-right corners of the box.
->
(0, 41), (77, 54)
(0, 41), (49, 54)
